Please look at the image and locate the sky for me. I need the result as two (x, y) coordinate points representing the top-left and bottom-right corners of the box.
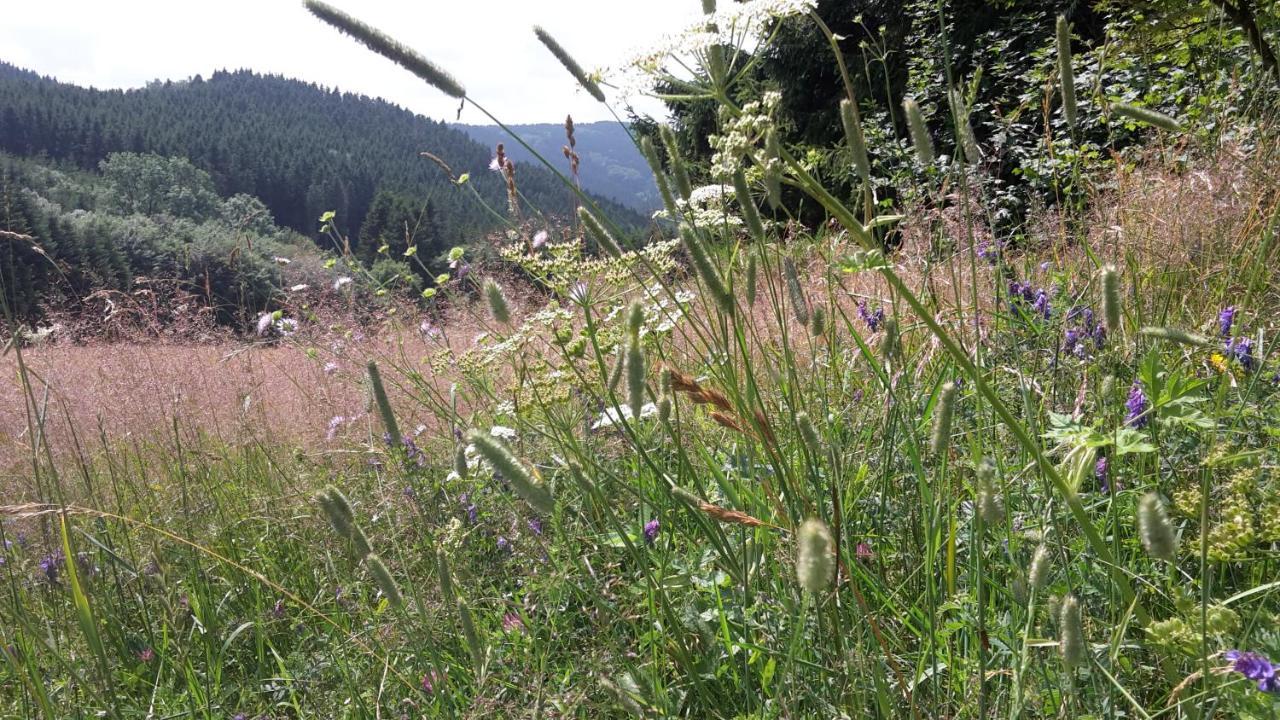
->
(0, 0), (702, 124)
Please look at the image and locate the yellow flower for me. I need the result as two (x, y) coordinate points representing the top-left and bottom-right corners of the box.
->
(1209, 353), (1228, 373)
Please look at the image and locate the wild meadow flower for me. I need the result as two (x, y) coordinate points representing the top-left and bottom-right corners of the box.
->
(326, 415), (345, 441)
(497, 536), (510, 552)
(1224, 650), (1279, 693)
(1095, 456), (1111, 492)
(527, 518), (543, 536)
(976, 240), (998, 264)
(1125, 383), (1150, 428)
(271, 599), (286, 619)
(38, 552), (62, 584)
(1219, 306), (1237, 336)
(857, 299), (884, 332)
(138, 647), (155, 663)
(503, 612), (526, 634)
(855, 542), (874, 562)
(421, 668), (446, 694)
(643, 519), (660, 545)
(1225, 337), (1255, 370)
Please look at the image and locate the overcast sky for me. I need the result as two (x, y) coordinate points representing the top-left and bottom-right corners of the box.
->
(0, 0), (700, 124)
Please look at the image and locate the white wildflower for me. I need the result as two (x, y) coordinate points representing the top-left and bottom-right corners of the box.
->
(592, 402), (659, 430)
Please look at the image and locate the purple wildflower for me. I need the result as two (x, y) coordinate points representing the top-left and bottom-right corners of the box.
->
(271, 599), (286, 619)
(1219, 306), (1237, 337)
(138, 647), (155, 663)
(1224, 650), (1278, 693)
(1226, 337), (1255, 370)
(496, 536), (509, 552)
(643, 518), (660, 545)
(1095, 456), (1111, 493)
(855, 542), (874, 562)
(1064, 327), (1087, 358)
(1032, 289), (1051, 319)
(421, 668), (445, 694)
(527, 517), (543, 536)
(1125, 383), (1150, 429)
(857, 300), (884, 332)
(977, 240), (998, 265)
(38, 552), (62, 584)
(502, 612), (526, 633)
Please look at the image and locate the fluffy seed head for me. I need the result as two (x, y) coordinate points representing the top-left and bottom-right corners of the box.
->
(641, 136), (679, 219)
(796, 412), (821, 456)
(316, 487), (352, 539)
(1059, 595), (1085, 668)
(733, 167), (766, 243)
(795, 518), (835, 594)
(467, 429), (555, 515)
(745, 252), (758, 307)
(1056, 16), (1078, 130)
(366, 361), (401, 444)
(1101, 265), (1121, 332)
(454, 444), (468, 480)
(783, 258), (809, 325)
(679, 225), (733, 314)
(949, 88), (982, 163)
(1028, 545), (1051, 590)
(764, 128), (782, 210)
(627, 336), (646, 420)
(456, 597), (483, 669)
(1113, 103), (1183, 133)
(903, 97), (934, 165)
(930, 381), (958, 457)
(1138, 492), (1177, 561)
(839, 98), (871, 183)
(365, 554), (402, 608)
(976, 461), (1002, 526)
(578, 206), (622, 258)
(658, 124), (692, 201)
(304, 1), (466, 98)
(484, 279), (512, 325)
(810, 305), (826, 337)
(533, 26), (606, 102)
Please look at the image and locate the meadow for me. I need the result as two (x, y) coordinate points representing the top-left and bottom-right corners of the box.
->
(3, 1), (1280, 718)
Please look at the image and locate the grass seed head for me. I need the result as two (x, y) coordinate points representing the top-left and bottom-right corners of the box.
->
(930, 381), (958, 457)
(304, 0), (466, 98)
(578, 206), (622, 258)
(796, 518), (835, 594)
(1138, 492), (1177, 561)
(659, 124), (692, 201)
(1029, 544), (1051, 590)
(533, 26), (606, 102)
(1101, 265), (1121, 332)
(783, 258), (809, 325)
(467, 429), (555, 515)
(1059, 594), (1085, 668)
(365, 554), (402, 608)
(1056, 15), (1077, 130)
(903, 97), (934, 165)
(484, 279), (512, 325)
(840, 99), (872, 183)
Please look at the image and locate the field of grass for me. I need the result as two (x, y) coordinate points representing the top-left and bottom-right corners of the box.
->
(3, 2), (1280, 718)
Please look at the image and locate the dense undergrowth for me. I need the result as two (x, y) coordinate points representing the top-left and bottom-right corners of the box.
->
(3, 0), (1280, 718)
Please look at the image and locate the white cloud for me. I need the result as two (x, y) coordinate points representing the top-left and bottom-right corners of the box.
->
(0, 0), (702, 123)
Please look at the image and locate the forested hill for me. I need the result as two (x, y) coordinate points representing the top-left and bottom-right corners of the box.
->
(0, 62), (641, 246)
(455, 122), (660, 214)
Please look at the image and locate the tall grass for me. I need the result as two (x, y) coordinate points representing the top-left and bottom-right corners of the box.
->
(2, 2), (1279, 718)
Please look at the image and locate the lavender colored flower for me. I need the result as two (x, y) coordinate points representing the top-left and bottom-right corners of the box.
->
(1095, 456), (1111, 493)
(496, 536), (509, 552)
(1226, 337), (1255, 370)
(855, 542), (874, 562)
(1219, 306), (1237, 337)
(527, 517), (543, 536)
(857, 300), (884, 332)
(421, 668), (445, 694)
(326, 415), (345, 441)
(1125, 383), (1150, 429)
(1224, 650), (1278, 693)
(1064, 327), (1087, 358)
(502, 612), (526, 633)
(643, 518), (660, 545)
(38, 552), (62, 584)
(271, 599), (286, 619)
(977, 240), (998, 265)
(1032, 289), (1051, 319)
